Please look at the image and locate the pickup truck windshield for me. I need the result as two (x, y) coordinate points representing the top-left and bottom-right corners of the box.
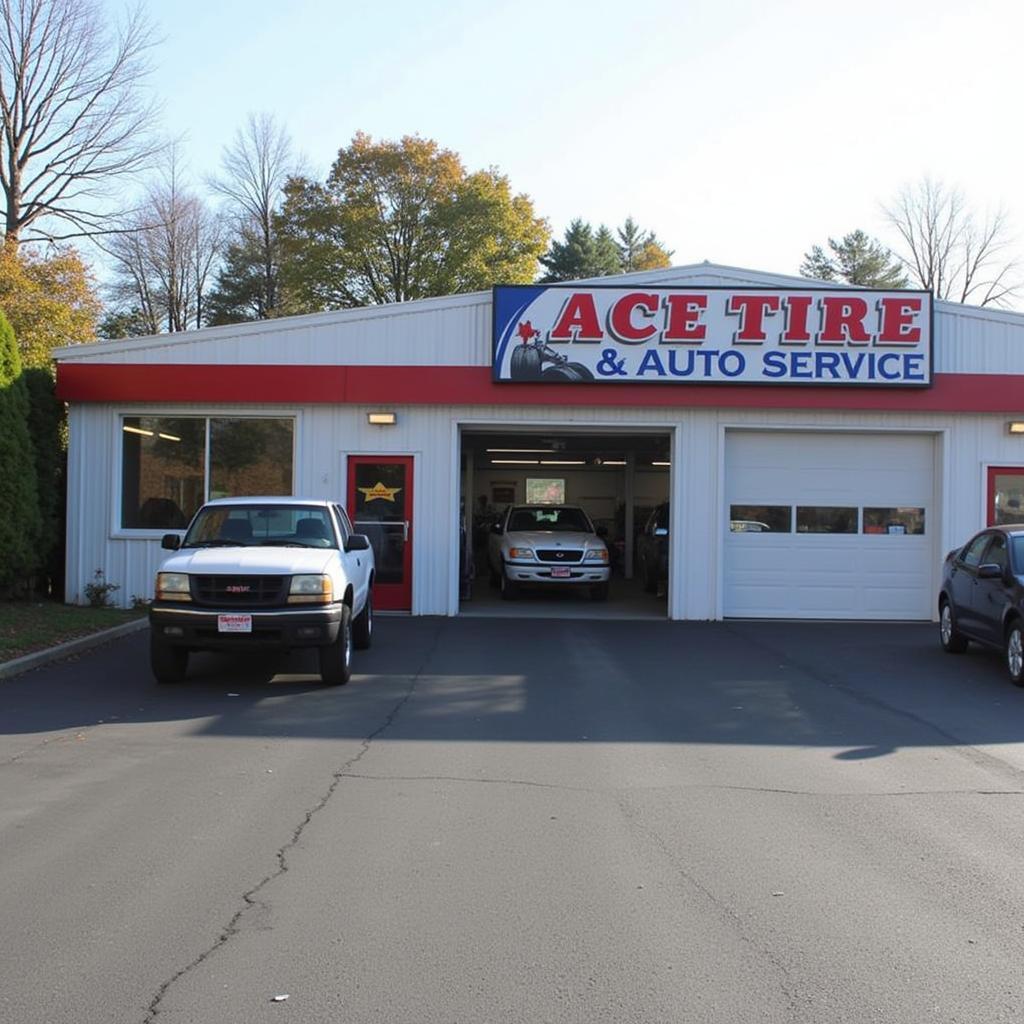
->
(183, 505), (338, 549)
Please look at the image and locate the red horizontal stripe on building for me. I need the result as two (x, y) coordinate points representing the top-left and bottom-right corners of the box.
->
(54, 362), (1022, 413)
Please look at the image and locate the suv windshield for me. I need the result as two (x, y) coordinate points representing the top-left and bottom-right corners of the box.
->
(183, 505), (338, 549)
(507, 506), (593, 533)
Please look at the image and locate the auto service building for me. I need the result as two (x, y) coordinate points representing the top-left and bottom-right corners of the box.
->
(53, 262), (1024, 621)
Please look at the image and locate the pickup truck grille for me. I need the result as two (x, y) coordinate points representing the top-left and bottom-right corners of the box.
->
(535, 549), (584, 563)
(190, 575), (288, 607)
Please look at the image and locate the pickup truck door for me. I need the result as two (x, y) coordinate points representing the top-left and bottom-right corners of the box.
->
(333, 504), (370, 612)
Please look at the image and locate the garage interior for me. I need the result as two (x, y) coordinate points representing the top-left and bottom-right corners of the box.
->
(459, 428), (672, 618)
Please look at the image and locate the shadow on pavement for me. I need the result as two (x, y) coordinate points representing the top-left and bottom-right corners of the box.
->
(1, 617), (1019, 758)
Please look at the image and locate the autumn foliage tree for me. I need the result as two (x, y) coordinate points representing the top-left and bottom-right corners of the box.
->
(278, 133), (549, 311)
(0, 243), (100, 368)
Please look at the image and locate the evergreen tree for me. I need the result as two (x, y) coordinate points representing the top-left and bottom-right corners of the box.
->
(616, 217), (673, 271)
(23, 368), (65, 595)
(206, 234), (274, 325)
(540, 219), (620, 281)
(801, 230), (908, 288)
(0, 309), (41, 593)
(592, 225), (622, 276)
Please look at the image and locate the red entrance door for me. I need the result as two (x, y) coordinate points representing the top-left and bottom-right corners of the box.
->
(347, 455), (414, 611)
(988, 466), (1024, 526)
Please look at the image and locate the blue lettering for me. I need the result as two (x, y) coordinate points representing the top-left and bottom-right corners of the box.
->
(637, 349), (667, 377)
(667, 350), (695, 377)
(841, 352), (865, 378)
(904, 353), (926, 381)
(719, 351), (745, 378)
(877, 353), (901, 380)
(815, 352), (841, 379)
(762, 351), (788, 378)
(790, 352), (813, 378)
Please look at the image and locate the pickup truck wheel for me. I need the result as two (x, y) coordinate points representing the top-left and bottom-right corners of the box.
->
(150, 631), (188, 684)
(319, 604), (353, 685)
(353, 592), (373, 650)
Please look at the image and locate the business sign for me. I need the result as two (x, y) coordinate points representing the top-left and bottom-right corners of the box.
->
(492, 285), (933, 386)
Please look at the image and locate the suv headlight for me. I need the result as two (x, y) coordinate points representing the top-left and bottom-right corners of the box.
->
(156, 572), (191, 601)
(508, 547), (535, 560)
(288, 574), (333, 604)
(584, 549), (609, 563)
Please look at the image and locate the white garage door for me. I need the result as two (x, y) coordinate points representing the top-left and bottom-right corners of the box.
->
(723, 431), (936, 619)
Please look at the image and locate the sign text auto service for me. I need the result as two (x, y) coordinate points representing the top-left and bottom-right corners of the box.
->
(492, 285), (933, 386)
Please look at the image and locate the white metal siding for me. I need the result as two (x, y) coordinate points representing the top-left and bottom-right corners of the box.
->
(723, 431), (936, 619)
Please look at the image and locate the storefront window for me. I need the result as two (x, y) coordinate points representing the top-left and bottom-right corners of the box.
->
(729, 505), (792, 532)
(121, 417), (206, 529)
(862, 507), (925, 535)
(209, 418), (293, 499)
(121, 416), (294, 529)
(989, 469), (1024, 526)
(796, 506), (857, 534)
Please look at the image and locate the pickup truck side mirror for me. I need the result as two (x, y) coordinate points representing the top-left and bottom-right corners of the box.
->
(977, 562), (1005, 580)
(345, 533), (370, 552)
(161, 533), (181, 550)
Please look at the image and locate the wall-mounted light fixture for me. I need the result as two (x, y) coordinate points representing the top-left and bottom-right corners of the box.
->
(1008, 421), (1024, 435)
(367, 411), (397, 426)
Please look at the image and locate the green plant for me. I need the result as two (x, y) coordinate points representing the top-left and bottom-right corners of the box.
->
(84, 569), (119, 608)
(130, 594), (151, 609)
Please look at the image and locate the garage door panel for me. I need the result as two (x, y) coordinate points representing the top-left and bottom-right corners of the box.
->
(724, 432), (935, 620)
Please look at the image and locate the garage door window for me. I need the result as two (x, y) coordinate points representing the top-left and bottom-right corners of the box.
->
(729, 505), (792, 532)
(862, 507), (925, 535)
(796, 506), (857, 534)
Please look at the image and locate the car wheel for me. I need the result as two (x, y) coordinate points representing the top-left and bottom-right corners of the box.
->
(1007, 620), (1024, 687)
(319, 604), (353, 685)
(353, 591), (373, 650)
(939, 600), (968, 654)
(150, 630), (188, 684)
(500, 571), (518, 601)
(591, 582), (609, 602)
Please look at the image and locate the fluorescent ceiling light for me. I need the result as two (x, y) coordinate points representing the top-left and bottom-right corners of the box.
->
(491, 459), (539, 465)
(652, 461), (671, 467)
(540, 460), (585, 465)
(485, 448), (552, 453)
(122, 425), (154, 437)
(602, 460), (627, 466)
(158, 432), (181, 442)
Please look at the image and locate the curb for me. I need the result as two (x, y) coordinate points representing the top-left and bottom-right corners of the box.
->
(0, 618), (149, 680)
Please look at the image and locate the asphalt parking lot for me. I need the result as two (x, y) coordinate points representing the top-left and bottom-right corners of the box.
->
(4, 617), (1024, 1024)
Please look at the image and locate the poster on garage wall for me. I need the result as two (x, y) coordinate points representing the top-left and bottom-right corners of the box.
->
(492, 285), (933, 387)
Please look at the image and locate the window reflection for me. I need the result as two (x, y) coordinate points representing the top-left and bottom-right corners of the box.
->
(121, 417), (205, 529)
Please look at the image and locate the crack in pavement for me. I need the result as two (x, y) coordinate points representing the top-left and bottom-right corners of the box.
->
(338, 771), (597, 793)
(141, 621), (445, 1023)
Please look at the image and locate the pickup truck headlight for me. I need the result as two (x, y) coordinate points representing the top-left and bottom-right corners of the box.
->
(583, 549), (609, 563)
(155, 572), (191, 601)
(288, 574), (333, 604)
(508, 547), (535, 560)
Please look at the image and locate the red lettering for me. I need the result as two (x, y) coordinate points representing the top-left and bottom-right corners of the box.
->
(781, 295), (812, 343)
(608, 292), (659, 343)
(819, 297), (871, 345)
(662, 294), (707, 342)
(549, 293), (603, 342)
(877, 297), (922, 344)
(727, 295), (780, 342)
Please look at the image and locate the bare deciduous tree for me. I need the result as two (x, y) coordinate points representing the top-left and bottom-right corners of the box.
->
(103, 148), (223, 333)
(0, 0), (160, 247)
(208, 112), (293, 317)
(883, 177), (1019, 307)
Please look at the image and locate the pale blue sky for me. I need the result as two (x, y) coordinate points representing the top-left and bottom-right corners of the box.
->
(126, 0), (1022, 283)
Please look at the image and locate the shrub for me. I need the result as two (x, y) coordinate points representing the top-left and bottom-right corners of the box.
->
(84, 569), (119, 608)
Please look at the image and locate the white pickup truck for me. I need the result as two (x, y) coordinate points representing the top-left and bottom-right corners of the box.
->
(148, 497), (375, 686)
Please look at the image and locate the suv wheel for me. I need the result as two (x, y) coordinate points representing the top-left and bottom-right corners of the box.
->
(939, 600), (968, 654)
(150, 631), (188, 683)
(1007, 620), (1024, 686)
(319, 604), (353, 685)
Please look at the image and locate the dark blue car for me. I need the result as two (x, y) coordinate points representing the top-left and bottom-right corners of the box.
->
(938, 525), (1024, 685)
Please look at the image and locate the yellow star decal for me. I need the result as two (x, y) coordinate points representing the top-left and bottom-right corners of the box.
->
(358, 481), (402, 502)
